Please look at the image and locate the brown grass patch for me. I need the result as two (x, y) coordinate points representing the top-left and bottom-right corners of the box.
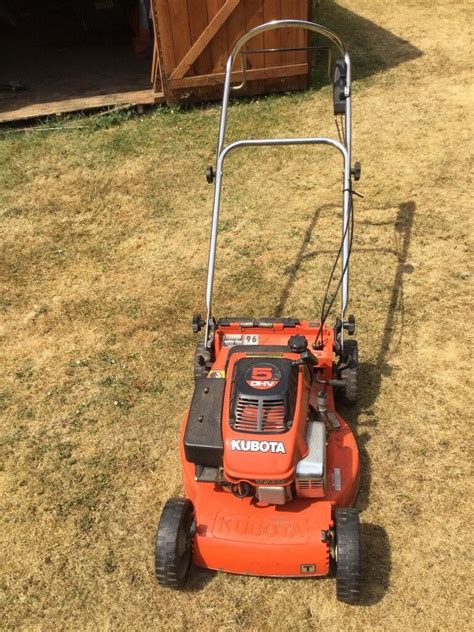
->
(1, 1), (473, 630)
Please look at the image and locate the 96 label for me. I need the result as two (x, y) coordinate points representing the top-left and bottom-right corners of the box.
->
(243, 334), (259, 345)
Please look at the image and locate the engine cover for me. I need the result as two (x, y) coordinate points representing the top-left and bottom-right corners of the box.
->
(222, 352), (310, 484)
(229, 357), (298, 434)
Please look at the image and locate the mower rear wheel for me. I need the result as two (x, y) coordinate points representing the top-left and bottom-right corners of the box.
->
(335, 507), (361, 604)
(155, 498), (195, 588)
(338, 339), (358, 404)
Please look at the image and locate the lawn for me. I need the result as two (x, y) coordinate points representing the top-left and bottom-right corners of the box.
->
(1, 1), (473, 630)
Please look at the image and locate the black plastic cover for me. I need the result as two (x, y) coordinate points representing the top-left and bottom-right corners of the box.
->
(230, 357), (298, 433)
(184, 378), (225, 467)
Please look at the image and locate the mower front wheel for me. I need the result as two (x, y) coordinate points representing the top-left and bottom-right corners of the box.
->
(335, 507), (361, 604)
(155, 497), (195, 588)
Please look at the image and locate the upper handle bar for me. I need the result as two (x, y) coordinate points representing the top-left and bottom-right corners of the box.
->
(217, 20), (352, 156)
(204, 20), (353, 347)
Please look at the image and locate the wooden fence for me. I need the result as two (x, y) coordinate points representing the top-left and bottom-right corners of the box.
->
(151, 0), (312, 103)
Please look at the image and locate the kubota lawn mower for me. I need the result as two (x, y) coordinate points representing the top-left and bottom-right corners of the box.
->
(155, 19), (362, 604)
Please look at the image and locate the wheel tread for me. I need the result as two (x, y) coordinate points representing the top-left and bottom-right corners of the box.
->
(155, 497), (193, 588)
(338, 340), (358, 404)
(335, 507), (361, 604)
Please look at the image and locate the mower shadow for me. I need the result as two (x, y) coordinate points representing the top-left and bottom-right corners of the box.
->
(342, 201), (415, 605)
(185, 565), (216, 591)
(277, 199), (415, 511)
(346, 200), (416, 513)
(359, 523), (392, 605)
(274, 199), (416, 604)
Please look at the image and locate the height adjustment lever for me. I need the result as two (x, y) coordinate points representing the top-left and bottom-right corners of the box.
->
(342, 314), (356, 335)
(351, 161), (361, 181)
(192, 314), (205, 333)
(206, 166), (215, 184)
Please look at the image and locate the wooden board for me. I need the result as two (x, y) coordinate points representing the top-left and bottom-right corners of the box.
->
(170, 0), (240, 79)
(0, 90), (164, 124)
(169, 63), (308, 89)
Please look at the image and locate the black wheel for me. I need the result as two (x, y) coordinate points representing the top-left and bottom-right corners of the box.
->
(194, 340), (210, 382)
(338, 339), (358, 404)
(155, 498), (195, 588)
(335, 507), (361, 604)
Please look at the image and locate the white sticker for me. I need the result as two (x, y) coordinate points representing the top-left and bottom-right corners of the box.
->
(301, 564), (316, 573)
(223, 334), (242, 347)
(243, 334), (259, 345)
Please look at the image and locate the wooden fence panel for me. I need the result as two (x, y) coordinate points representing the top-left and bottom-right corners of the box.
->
(226, 1), (246, 73)
(262, 0), (283, 94)
(188, 2), (213, 75)
(152, 0), (311, 102)
(154, 0), (176, 71)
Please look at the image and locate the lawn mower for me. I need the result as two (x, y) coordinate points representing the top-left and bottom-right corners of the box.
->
(155, 19), (362, 604)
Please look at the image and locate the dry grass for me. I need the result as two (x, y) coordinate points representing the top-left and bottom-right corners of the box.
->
(1, 1), (473, 630)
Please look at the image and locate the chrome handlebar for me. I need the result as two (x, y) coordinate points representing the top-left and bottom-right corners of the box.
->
(204, 20), (353, 347)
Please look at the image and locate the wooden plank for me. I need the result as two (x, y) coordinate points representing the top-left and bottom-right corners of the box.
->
(149, 0), (166, 92)
(262, 0), (282, 67)
(243, 0), (264, 96)
(0, 90), (163, 124)
(295, 1), (311, 89)
(206, 0), (229, 72)
(170, 0), (240, 79)
(280, 0), (303, 92)
(150, 47), (157, 84)
(167, 0), (193, 75)
(169, 62), (308, 89)
(295, 1), (309, 65)
(244, 0), (264, 69)
(154, 0), (176, 72)
(149, 1), (159, 83)
(225, 0), (245, 72)
(279, 0), (298, 65)
(187, 0), (212, 75)
(263, 0), (283, 93)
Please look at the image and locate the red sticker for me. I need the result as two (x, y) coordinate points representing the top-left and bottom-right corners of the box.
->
(245, 364), (281, 390)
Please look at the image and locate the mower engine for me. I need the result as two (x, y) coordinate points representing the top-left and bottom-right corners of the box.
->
(183, 337), (330, 507)
(223, 354), (326, 505)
